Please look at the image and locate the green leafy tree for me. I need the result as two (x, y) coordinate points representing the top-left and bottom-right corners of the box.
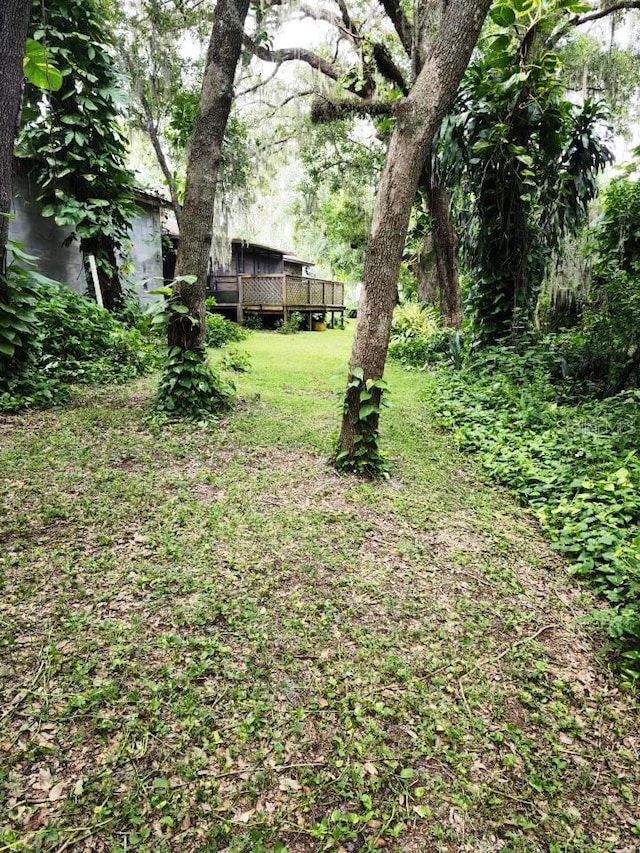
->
(18, 0), (136, 312)
(583, 175), (640, 392)
(293, 119), (383, 283)
(560, 32), (640, 134)
(439, 0), (612, 345)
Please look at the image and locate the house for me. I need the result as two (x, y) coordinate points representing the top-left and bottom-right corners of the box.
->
(206, 238), (346, 327)
(10, 171), (346, 326)
(9, 169), (165, 307)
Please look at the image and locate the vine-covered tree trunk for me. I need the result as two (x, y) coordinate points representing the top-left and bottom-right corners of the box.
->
(336, 0), (491, 469)
(169, 0), (250, 350)
(0, 0), (31, 279)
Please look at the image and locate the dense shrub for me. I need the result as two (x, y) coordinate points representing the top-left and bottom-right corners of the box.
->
(205, 305), (249, 348)
(276, 311), (305, 335)
(580, 177), (640, 393)
(36, 283), (159, 383)
(425, 345), (640, 681)
(220, 347), (251, 373)
(388, 303), (465, 368)
(1, 250), (65, 410)
(0, 263), (160, 412)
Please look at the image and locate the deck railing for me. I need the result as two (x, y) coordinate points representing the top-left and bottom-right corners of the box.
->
(238, 274), (344, 307)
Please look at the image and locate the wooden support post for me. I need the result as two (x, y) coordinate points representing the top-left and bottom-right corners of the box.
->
(281, 274), (287, 318)
(237, 275), (244, 324)
(87, 255), (104, 308)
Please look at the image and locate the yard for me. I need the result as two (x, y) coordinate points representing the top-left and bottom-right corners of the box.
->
(1, 326), (638, 852)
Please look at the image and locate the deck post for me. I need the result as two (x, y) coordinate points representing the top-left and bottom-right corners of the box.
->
(281, 274), (287, 322)
(236, 275), (244, 324)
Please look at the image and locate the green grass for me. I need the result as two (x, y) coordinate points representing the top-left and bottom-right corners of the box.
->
(0, 325), (639, 852)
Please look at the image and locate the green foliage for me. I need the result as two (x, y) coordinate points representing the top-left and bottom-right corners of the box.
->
(220, 347), (251, 373)
(388, 303), (465, 368)
(334, 368), (390, 479)
(153, 347), (236, 419)
(0, 243), (42, 365)
(277, 311), (305, 335)
(23, 38), (62, 90)
(391, 303), (440, 339)
(167, 89), (252, 198)
(0, 242), (67, 412)
(35, 283), (159, 384)
(427, 345), (640, 680)
(579, 177), (640, 392)
(0, 245), (157, 412)
(205, 303), (249, 348)
(439, 0), (612, 344)
(294, 119), (384, 282)
(559, 34), (640, 135)
(243, 314), (264, 331)
(18, 0), (136, 308)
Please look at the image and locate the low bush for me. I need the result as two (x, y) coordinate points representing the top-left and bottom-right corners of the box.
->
(36, 283), (159, 384)
(277, 311), (305, 335)
(206, 307), (249, 348)
(425, 345), (640, 681)
(0, 249), (161, 413)
(388, 303), (465, 368)
(220, 347), (251, 373)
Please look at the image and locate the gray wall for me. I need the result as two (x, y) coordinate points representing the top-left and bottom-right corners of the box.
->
(9, 172), (86, 293)
(125, 203), (163, 307)
(8, 173), (163, 306)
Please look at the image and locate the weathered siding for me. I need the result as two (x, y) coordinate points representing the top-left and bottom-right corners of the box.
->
(9, 172), (86, 292)
(229, 243), (283, 276)
(125, 203), (163, 306)
(9, 172), (164, 305)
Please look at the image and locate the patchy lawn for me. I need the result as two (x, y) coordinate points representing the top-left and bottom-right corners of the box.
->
(1, 327), (638, 853)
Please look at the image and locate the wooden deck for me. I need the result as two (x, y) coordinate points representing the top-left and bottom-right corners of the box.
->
(210, 273), (345, 323)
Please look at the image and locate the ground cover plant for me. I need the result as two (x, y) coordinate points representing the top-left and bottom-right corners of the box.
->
(421, 344), (640, 683)
(1, 327), (639, 852)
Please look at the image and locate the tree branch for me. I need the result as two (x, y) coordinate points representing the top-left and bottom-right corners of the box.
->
(236, 63), (282, 98)
(310, 95), (400, 123)
(123, 51), (182, 226)
(378, 0), (412, 56)
(549, 0), (640, 44)
(298, 2), (357, 41)
(243, 35), (342, 80)
(373, 43), (408, 93)
(571, 0), (640, 26)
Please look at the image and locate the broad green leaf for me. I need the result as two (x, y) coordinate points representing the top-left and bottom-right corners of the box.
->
(23, 39), (63, 91)
(489, 5), (516, 27)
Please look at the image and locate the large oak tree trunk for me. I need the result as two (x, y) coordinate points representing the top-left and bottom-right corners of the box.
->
(337, 0), (491, 466)
(0, 0), (31, 282)
(168, 0), (250, 350)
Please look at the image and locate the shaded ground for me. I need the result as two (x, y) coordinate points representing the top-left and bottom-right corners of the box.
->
(0, 330), (639, 852)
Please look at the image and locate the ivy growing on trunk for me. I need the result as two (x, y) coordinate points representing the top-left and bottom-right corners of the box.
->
(17, 0), (136, 312)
